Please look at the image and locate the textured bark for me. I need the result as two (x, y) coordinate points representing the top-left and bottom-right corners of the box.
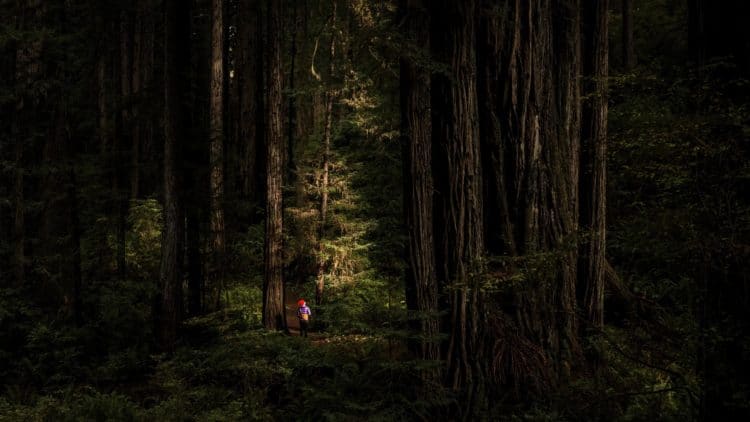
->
(209, 0), (226, 309)
(160, 0), (189, 352)
(238, 1), (262, 206)
(315, 0), (337, 307)
(621, 0), (635, 70)
(429, 0), (485, 408)
(287, 0), (298, 182)
(400, 0), (440, 364)
(263, 0), (285, 331)
(580, 0), (609, 329)
(479, 0), (583, 388)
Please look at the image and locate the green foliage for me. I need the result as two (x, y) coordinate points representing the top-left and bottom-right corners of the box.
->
(607, 51), (750, 418)
(126, 199), (163, 281)
(224, 284), (264, 328)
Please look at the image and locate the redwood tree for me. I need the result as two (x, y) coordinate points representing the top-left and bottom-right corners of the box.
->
(473, 1), (591, 393)
(160, 0), (190, 352)
(429, 0), (487, 409)
(580, 0), (609, 330)
(400, 0), (439, 364)
(209, 0), (226, 309)
(262, 0), (285, 331)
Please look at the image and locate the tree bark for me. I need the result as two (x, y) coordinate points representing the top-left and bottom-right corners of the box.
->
(429, 0), (486, 409)
(209, 0), (226, 310)
(238, 0), (262, 210)
(580, 0), (609, 330)
(399, 0), (439, 364)
(263, 0), (285, 331)
(160, 0), (189, 352)
(479, 0), (583, 391)
(287, 0), (298, 183)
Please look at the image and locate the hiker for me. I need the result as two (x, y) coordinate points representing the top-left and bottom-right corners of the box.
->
(296, 299), (312, 338)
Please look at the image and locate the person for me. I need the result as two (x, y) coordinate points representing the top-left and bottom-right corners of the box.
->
(296, 299), (312, 338)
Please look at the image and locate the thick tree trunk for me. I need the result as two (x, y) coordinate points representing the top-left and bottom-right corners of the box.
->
(160, 0), (189, 352)
(238, 1), (262, 209)
(399, 0), (439, 364)
(263, 0), (285, 331)
(209, 0), (226, 310)
(580, 0), (609, 330)
(430, 0), (486, 410)
(479, 0), (583, 391)
(315, 0), (337, 307)
(287, 0), (298, 182)
(478, 0), (516, 257)
(621, 0), (635, 70)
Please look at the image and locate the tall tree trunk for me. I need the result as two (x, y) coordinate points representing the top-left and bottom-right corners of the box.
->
(263, 0), (285, 331)
(478, 0), (516, 257)
(621, 0), (635, 70)
(287, 0), (298, 182)
(160, 0), (189, 352)
(479, 0), (583, 392)
(238, 0), (262, 212)
(430, 0), (486, 411)
(580, 0), (609, 330)
(400, 0), (439, 364)
(315, 0), (337, 306)
(209, 0), (226, 310)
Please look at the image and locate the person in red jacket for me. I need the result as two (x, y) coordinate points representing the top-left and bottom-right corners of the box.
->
(296, 299), (312, 338)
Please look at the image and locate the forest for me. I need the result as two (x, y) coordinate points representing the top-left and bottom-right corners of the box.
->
(1, 0), (749, 420)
